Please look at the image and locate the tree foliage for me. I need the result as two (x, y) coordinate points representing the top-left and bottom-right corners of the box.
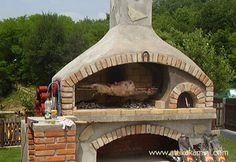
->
(153, 0), (235, 92)
(0, 13), (108, 91)
(0, 61), (13, 96)
(0, 0), (235, 98)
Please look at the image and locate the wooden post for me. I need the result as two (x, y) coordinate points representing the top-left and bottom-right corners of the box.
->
(222, 98), (226, 128)
(0, 119), (4, 147)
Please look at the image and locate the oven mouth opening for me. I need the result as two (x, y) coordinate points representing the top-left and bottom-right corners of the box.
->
(97, 134), (179, 162)
(75, 63), (169, 109)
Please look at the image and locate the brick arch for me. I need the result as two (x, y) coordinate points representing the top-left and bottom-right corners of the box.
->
(60, 53), (214, 115)
(169, 82), (206, 109)
(90, 124), (185, 150)
(62, 53), (213, 88)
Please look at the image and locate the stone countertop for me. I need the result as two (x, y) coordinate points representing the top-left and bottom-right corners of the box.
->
(73, 108), (216, 123)
(26, 108), (216, 129)
(27, 116), (77, 132)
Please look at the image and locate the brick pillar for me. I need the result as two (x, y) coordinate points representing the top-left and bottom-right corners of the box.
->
(28, 128), (35, 162)
(26, 120), (77, 162)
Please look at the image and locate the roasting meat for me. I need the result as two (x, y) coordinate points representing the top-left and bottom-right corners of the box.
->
(90, 80), (157, 97)
(91, 80), (136, 97)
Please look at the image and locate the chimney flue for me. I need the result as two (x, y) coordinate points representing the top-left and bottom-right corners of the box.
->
(110, 0), (153, 28)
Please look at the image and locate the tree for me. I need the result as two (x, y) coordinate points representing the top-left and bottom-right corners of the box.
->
(198, 0), (236, 33)
(75, 19), (109, 51)
(228, 32), (236, 86)
(21, 14), (68, 85)
(0, 61), (13, 97)
(155, 28), (234, 92)
(152, 0), (235, 92)
(179, 30), (234, 92)
(0, 0), (235, 95)
(0, 17), (29, 83)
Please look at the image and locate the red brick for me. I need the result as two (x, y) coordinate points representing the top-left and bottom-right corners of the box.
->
(66, 155), (76, 161)
(34, 132), (44, 137)
(35, 150), (55, 156)
(28, 128), (34, 134)
(34, 137), (55, 144)
(29, 155), (35, 161)
(206, 86), (214, 92)
(67, 143), (76, 149)
(200, 73), (206, 82)
(67, 130), (76, 136)
(62, 110), (73, 116)
(61, 80), (69, 87)
(56, 137), (66, 143)
(170, 98), (177, 104)
(29, 150), (35, 155)
(55, 149), (67, 155)
(66, 149), (76, 154)
(180, 61), (186, 70)
(70, 74), (78, 84)
(190, 85), (197, 93)
(34, 157), (45, 162)
(45, 131), (65, 137)
(171, 58), (177, 66)
(29, 144), (35, 150)
(75, 71), (83, 81)
(45, 137), (55, 143)
(65, 78), (74, 87)
(46, 143), (66, 149)
(176, 60), (181, 68)
(35, 144), (46, 151)
(28, 140), (34, 145)
(56, 149), (76, 155)
(95, 61), (103, 70)
(196, 71), (202, 79)
(34, 138), (44, 144)
(178, 84), (185, 93)
(100, 59), (108, 69)
(62, 104), (73, 110)
(116, 55), (122, 64)
(28, 133), (33, 139)
(169, 103), (177, 109)
(46, 156), (66, 162)
(170, 92), (179, 99)
(194, 88), (202, 95)
(67, 136), (76, 142)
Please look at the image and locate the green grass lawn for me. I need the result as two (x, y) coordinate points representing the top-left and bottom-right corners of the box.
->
(0, 135), (235, 162)
(219, 135), (236, 162)
(0, 147), (21, 162)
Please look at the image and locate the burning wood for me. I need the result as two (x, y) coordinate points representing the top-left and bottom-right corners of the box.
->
(89, 80), (157, 97)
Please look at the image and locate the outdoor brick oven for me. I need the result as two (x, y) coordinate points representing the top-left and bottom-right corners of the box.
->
(22, 0), (219, 162)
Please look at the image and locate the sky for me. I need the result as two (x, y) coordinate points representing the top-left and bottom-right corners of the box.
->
(0, 0), (110, 21)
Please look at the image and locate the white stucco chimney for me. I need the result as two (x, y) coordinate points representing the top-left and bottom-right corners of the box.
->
(110, 0), (153, 28)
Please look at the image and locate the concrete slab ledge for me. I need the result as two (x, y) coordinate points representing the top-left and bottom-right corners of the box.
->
(27, 116), (77, 132)
(73, 108), (216, 123)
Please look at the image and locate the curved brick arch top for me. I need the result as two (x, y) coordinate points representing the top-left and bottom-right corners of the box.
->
(60, 53), (214, 114)
(169, 82), (207, 108)
(62, 53), (213, 88)
(90, 124), (185, 150)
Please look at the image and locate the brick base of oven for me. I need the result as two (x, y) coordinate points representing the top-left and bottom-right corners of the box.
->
(21, 118), (77, 162)
(21, 108), (216, 162)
